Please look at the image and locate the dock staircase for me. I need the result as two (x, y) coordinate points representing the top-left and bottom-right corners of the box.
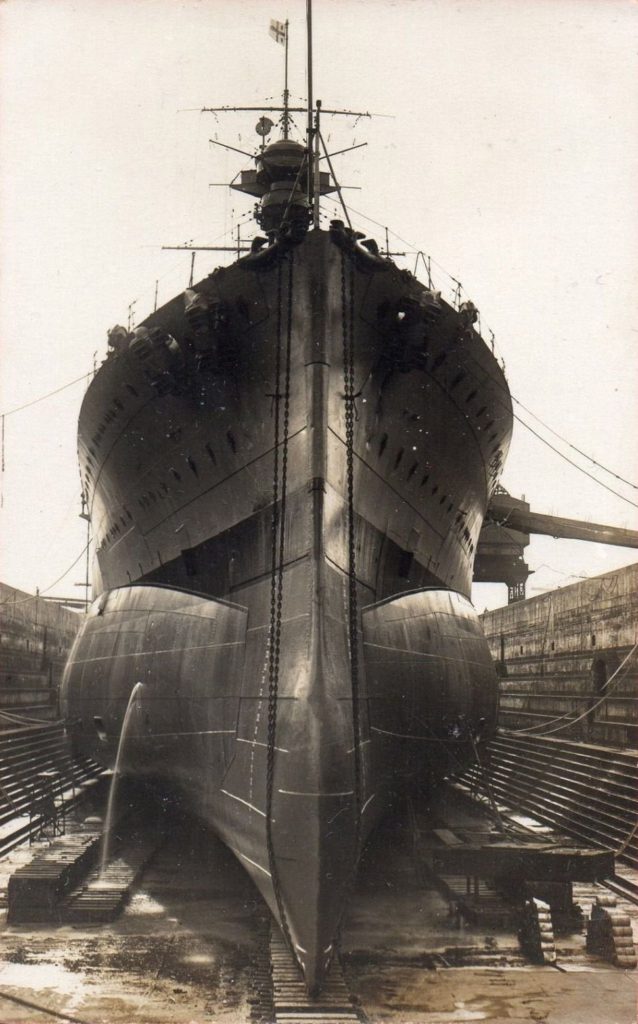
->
(0, 722), (106, 856)
(458, 729), (638, 870)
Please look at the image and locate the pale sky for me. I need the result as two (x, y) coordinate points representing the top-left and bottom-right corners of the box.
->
(1, 0), (636, 609)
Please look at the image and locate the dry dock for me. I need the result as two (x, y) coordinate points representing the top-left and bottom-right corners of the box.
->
(1, 568), (636, 1022)
(0, 789), (636, 1024)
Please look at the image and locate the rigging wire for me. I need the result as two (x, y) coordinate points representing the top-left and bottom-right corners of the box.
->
(318, 129), (352, 230)
(525, 561), (589, 581)
(321, 195), (638, 499)
(3, 337), (634, 519)
(510, 642), (637, 736)
(464, 337), (638, 510)
(0, 539), (91, 607)
(452, 334), (638, 509)
(0, 211), (258, 422)
(509, 410), (638, 510)
(511, 394), (637, 492)
(462, 336), (637, 496)
(0, 373), (91, 419)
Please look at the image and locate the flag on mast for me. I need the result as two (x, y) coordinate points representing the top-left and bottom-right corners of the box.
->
(269, 19), (287, 45)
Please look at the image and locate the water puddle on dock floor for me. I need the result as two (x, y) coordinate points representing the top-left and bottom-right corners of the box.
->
(0, 792), (635, 1023)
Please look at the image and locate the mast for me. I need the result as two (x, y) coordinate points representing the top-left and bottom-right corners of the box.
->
(306, 0), (314, 211)
(205, 5), (375, 236)
(283, 19), (290, 139)
(313, 102), (321, 228)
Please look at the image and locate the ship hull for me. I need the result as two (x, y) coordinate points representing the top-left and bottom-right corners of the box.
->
(61, 225), (512, 989)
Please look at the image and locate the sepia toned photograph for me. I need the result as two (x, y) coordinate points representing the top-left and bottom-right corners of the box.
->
(0, 1), (636, 1021)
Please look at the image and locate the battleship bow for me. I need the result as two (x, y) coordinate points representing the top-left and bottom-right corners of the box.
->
(60, 61), (512, 993)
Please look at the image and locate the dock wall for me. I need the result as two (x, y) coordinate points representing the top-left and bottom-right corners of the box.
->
(481, 563), (638, 748)
(0, 583), (81, 727)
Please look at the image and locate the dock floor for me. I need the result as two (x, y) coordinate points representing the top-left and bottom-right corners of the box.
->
(0, 796), (635, 1024)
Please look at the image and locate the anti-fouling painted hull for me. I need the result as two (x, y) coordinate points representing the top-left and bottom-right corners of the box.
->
(60, 585), (248, 777)
(363, 588), (498, 783)
(61, 578), (496, 990)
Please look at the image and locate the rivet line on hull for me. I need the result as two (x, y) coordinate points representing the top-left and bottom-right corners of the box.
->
(66, 639), (244, 666)
(227, 844), (272, 877)
(346, 738), (371, 754)
(363, 638), (493, 668)
(221, 788), (267, 817)
(237, 736), (290, 753)
(278, 789), (355, 797)
(371, 725), (467, 742)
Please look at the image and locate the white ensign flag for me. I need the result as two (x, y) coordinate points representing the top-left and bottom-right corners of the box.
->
(269, 19), (287, 45)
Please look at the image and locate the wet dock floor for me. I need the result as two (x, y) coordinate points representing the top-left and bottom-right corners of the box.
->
(0, 795), (635, 1024)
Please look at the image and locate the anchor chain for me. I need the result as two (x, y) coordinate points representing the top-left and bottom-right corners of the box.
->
(266, 250), (295, 957)
(341, 249), (364, 852)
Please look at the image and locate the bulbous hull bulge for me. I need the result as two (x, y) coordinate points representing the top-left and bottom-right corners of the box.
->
(62, 226), (512, 989)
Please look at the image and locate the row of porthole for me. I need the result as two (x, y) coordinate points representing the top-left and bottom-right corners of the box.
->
(422, 351), (501, 446)
(84, 393), (135, 497)
(88, 395), (128, 459)
(97, 508), (133, 552)
(85, 336), (224, 499)
(97, 431), (238, 553)
(488, 450), (504, 489)
(370, 432), (476, 553)
(84, 379), (151, 496)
